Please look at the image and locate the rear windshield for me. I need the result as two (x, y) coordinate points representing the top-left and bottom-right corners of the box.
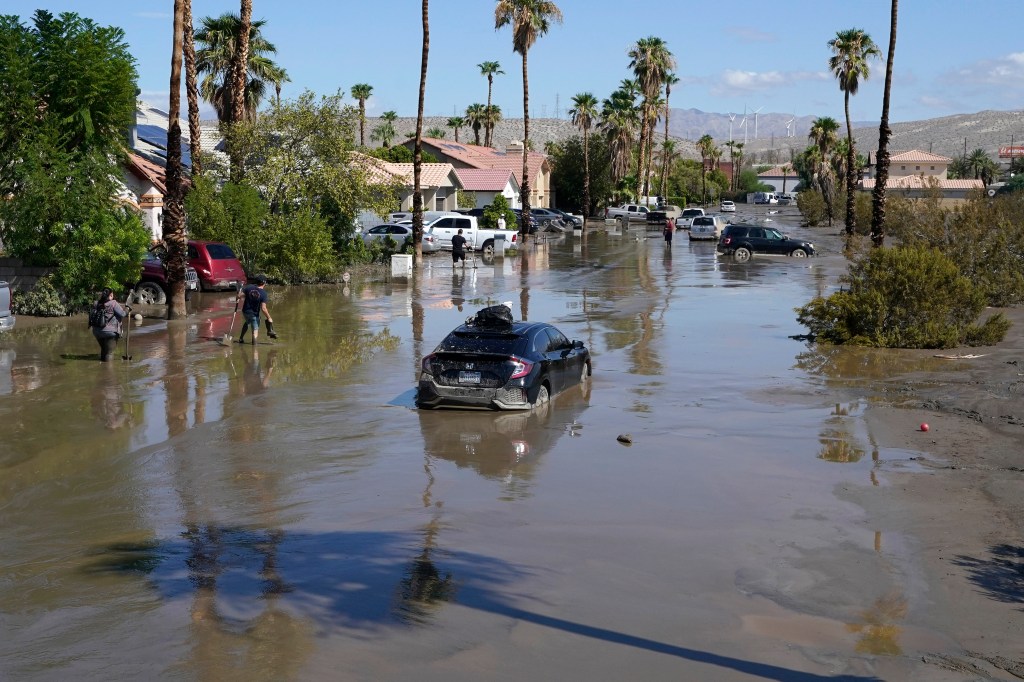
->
(682, 209), (702, 217)
(693, 217), (713, 226)
(206, 243), (238, 260)
(438, 331), (524, 355)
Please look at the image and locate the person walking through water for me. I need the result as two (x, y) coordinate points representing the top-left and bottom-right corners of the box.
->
(89, 288), (127, 362)
(237, 275), (273, 345)
(451, 228), (468, 268)
(663, 216), (675, 246)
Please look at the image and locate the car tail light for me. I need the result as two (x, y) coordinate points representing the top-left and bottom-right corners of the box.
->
(508, 355), (533, 379)
(421, 353), (435, 375)
(722, 236), (732, 245)
(511, 233), (517, 243)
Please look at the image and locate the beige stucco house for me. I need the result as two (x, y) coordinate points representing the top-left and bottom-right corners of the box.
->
(452, 168), (520, 208)
(861, 150), (983, 199)
(400, 138), (552, 208)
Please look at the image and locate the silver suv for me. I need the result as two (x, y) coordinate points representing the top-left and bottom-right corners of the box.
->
(0, 280), (14, 331)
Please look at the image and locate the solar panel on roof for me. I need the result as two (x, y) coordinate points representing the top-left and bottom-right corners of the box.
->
(136, 124), (191, 168)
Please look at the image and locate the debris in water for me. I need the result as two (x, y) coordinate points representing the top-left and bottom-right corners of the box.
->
(616, 434), (633, 445)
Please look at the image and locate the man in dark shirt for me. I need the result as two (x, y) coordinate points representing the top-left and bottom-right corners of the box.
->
(451, 228), (468, 268)
(237, 275), (273, 345)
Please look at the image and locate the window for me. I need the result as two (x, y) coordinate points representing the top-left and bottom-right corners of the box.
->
(206, 243), (237, 260)
(916, 165), (920, 171)
(930, 166), (935, 170)
(900, 165), (906, 170)
(545, 328), (570, 350)
(455, 218), (471, 231)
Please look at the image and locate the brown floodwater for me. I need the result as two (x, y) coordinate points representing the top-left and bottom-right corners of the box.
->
(0, 213), (957, 680)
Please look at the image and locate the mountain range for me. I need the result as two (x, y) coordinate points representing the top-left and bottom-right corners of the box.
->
(369, 109), (1024, 165)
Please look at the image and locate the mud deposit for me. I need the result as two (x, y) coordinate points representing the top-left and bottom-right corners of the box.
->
(1, 206), (1021, 681)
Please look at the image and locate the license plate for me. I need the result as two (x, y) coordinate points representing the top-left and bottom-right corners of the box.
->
(458, 371), (481, 384)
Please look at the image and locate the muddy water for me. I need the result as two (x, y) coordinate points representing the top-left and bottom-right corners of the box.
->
(0, 219), (947, 680)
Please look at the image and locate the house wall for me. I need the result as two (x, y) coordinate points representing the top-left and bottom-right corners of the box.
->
(890, 162), (948, 179)
(121, 173), (163, 242)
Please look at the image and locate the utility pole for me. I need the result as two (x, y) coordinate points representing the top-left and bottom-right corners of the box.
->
(555, 93), (560, 119)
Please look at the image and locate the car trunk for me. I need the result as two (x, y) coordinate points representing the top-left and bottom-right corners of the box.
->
(428, 352), (514, 388)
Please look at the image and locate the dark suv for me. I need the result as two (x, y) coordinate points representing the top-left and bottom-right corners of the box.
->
(135, 251), (200, 305)
(717, 224), (815, 262)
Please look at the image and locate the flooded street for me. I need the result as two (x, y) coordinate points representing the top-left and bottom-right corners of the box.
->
(0, 213), (1008, 680)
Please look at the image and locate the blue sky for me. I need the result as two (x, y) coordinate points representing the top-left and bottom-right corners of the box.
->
(7, 0), (1023, 124)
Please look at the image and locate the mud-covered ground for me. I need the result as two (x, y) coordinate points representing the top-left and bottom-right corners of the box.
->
(0, 205), (1021, 681)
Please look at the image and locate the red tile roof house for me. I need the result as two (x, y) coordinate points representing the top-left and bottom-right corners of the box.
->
(861, 150), (983, 200)
(399, 138), (553, 209)
(755, 165), (799, 194)
(353, 153), (464, 227)
(452, 168), (520, 208)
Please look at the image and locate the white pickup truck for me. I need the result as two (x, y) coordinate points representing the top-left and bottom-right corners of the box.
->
(604, 204), (651, 222)
(677, 207), (706, 229)
(421, 214), (518, 256)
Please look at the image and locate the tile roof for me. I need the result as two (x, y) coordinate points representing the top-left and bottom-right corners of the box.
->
(126, 154), (168, 194)
(453, 168), (516, 191)
(757, 165), (797, 177)
(861, 177), (982, 190)
(385, 162), (459, 188)
(888, 150), (952, 163)
(416, 137), (547, 186)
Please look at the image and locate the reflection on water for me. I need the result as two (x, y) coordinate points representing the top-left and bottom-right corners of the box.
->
(845, 592), (907, 656)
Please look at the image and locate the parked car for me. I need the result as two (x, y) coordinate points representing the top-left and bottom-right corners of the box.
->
(677, 207), (706, 229)
(528, 207), (568, 228)
(716, 224), (816, 262)
(417, 305), (591, 410)
(511, 208), (539, 234)
(388, 211), (413, 222)
(551, 208), (584, 228)
(720, 200), (736, 213)
(188, 240), (246, 291)
(688, 215), (727, 241)
(0, 280), (15, 332)
(362, 223), (414, 247)
(133, 250), (200, 305)
(754, 192), (779, 205)
(605, 204), (650, 221)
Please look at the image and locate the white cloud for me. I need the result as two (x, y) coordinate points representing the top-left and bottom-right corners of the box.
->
(711, 69), (829, 96)
(944, 52), (1024, 90)
(916, 95), (955, 110)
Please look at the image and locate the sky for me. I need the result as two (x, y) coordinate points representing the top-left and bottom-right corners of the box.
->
(6, 0), (1024, 125)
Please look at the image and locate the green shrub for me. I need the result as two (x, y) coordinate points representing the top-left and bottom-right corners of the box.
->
(13, 275), (71, 317)
(262, 211), (337, 283)
(796, 245), (1011, 348)
(481, 194), (516, 230)
(797, 190), (827, 226)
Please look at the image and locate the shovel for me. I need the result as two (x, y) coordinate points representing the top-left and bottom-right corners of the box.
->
(220, 297), (240, 346)
(121, 299), (134, 362)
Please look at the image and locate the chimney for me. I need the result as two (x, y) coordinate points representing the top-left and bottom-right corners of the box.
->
(506, 140), (524, 154)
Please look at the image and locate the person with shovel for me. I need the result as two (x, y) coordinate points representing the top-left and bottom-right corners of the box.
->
(237, 275), (276, 345)
(89, 288), (128, 362)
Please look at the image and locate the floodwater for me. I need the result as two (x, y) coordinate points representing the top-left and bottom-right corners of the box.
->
(0, 213), (956, 680)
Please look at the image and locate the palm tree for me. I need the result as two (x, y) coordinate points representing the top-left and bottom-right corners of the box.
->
(182, 0), (201, 176)
(629, 36), (675, 200)
(371, 111), (398, 147)
(232, 0), (252, 127)
(484, 104), (503, 147)
(829, 28), (880, 235)
(464, 104), (486, 145)
(446, 116), (465, 143)
(413, 0), (429, 264)
(165, 0), (188, 319)
(351, 83), (373, 147)
(781, 163), (793, 193)
(495, 0), (563, 245)
(967, 148), (990, 179)
(659, 139), (677, 195)
(426, 126), (446, 139)
(194, 13), (286, 123)
(659, 72), (679, 198)
(600, 89), (639, 188)
(478, 60), (504, 146)
(809, 116), (841, 225)
(569, 92), (598, 220)
(697, 134), (716, 205)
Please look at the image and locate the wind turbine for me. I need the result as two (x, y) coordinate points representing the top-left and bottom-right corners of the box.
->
(785, 116), (794, 138)
(740, 106), (748, 144)
(728, 113), (736, 142)
(752, 106), (764, 140)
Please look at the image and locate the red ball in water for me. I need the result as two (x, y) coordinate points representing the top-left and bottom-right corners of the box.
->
(919, 423), (930, 432)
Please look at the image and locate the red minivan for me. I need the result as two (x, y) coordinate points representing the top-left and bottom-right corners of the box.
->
(188, 240), (247, 291)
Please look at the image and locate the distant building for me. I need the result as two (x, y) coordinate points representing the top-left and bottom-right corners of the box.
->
(452, 169), (520, 209)
(755, 165), (799, 193)
(399, 138), (552, 208)
(861, 150), (983, 199)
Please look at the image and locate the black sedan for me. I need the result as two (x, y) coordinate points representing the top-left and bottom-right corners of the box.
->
(416, 307), (591, 410)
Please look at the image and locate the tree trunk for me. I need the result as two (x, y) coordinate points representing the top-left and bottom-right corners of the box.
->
(485, 75), (493, 147)
(165, 0), (188, 320)
(359, 101), (366, 147)
(228, 0), (251, 182)
(183, 0), (201, 176)
(582, 124), (591, 221)
(659, 95), (670, 198)
(520, 50), (530, 245)
(635, 101), (648, 199)
(871, 0), (898, 248)
(412, 0), (429, 265)
(844, 90), (856, 235)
